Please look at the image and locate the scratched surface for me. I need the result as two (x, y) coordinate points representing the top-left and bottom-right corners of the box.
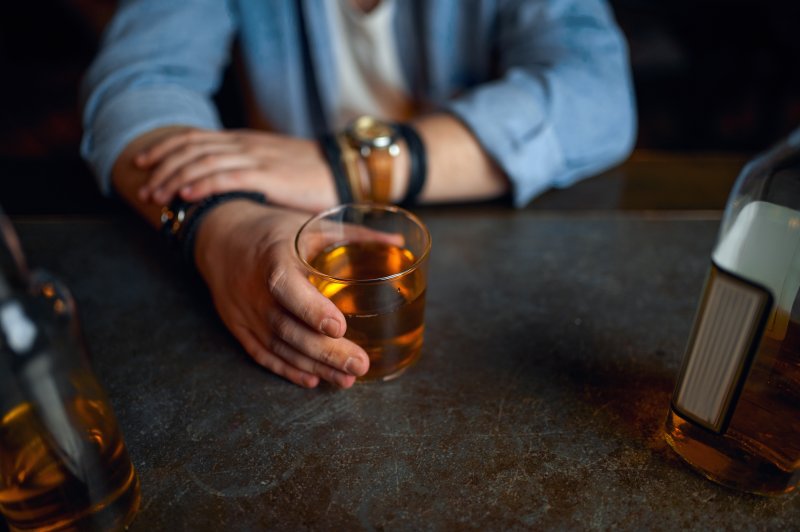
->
(14, 209), (799, 530)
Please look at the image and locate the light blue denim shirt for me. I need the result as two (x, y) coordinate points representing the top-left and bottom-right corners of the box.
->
(81, 0), (637, 207)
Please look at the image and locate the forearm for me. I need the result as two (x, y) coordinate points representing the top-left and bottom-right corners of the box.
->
(392, 113), (510, 204)
(439, 0), (636, 207)
(115, 117), (508, 217)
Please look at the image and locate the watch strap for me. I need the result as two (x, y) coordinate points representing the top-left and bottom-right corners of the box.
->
(364, 146), (395, 204)
(336, 132), (365, 202)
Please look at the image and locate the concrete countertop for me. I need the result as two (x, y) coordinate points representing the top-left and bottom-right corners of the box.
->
(12, 208), (798, 530)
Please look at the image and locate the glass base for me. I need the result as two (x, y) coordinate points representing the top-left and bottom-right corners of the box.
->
(358, 349), (422, 383)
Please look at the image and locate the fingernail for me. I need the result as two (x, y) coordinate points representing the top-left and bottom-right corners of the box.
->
(344, 356), (366, 376)
(320, 318), (341, 337)
(181, 185), (192, 196)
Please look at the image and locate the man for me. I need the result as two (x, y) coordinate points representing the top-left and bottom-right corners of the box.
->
(81, 0), (636, 388)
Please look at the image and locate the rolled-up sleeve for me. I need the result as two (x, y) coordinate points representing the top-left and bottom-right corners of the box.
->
(444, 0), (637, 207)
(80, 0), (236, 195)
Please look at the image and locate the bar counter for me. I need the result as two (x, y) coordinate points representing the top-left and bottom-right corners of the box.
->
(11, 200), (799, 529)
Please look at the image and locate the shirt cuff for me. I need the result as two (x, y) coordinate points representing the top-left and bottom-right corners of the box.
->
(81, 85), (222, 196)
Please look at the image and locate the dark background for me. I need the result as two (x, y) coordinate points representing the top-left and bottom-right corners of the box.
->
(2, 0), (799, 215)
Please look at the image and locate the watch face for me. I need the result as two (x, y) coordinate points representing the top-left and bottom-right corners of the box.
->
(348, 116), (397, 149)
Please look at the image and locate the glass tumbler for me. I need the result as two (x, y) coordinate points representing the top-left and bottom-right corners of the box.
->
(295, 203), (431, 381)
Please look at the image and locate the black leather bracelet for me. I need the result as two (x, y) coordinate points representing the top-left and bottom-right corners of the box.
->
(395, 123), (427, 207)
(318, 132), (353, 204)
(178, 192), (268, 267)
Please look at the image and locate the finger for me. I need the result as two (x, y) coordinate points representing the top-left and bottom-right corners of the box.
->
(238, 293), (357, 387)
(235, 325), (320, 388)
(265, 334), (357, 389)
(266, 264), (347, 339)
(177, 168), (265, 202)
(298, 224), (406, 263)
(267, 306), (369, 377)
(135, 129), (223, 168)
(140, 143), (241, 199)
(346, 224), (406, 249)
(151, 155), (257, 205)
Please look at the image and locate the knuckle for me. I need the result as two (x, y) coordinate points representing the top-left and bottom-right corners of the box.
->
(309, 358), (332, 381)
(266, 266), (288, 296)
(246, 343), (271, 368)
(252, 348), (271, 368)
(177, 144), (195, 158)
(266, 354), (286, 375)
(270, 312), (293, 340)
(318, 343), (338, 366)
(325, 365), (340, 383)
(176, 166), (193, 181)
(212, 172), (230, 186)
(148, 170), (165, 184)
(265, 335), (283, 357)
(185, 130), (202, 142)
(295, 301), (318, 327)
(200, 154), (218, 167)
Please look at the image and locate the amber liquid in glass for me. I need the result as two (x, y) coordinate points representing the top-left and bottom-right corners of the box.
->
(309, 241), (426, 381)
(0, 398), (140, 530)
(665, 319), (800, 495)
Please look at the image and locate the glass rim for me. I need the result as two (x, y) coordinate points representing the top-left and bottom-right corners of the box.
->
(294, 202), (432, 285)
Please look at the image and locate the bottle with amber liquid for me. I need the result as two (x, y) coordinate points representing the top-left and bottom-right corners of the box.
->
(665, 129), (800, 495)
(0, 212), (140, 530)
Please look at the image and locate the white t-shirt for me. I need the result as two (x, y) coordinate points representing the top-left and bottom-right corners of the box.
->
(326, 0), (414, 129)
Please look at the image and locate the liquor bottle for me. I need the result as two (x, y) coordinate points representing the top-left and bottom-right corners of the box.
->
(0, 211), (140, 529)
(664, 129), (800, 495)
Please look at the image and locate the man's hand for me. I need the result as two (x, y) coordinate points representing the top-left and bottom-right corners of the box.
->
(135, 128), (338, 213)
(193, 199), (370, 388)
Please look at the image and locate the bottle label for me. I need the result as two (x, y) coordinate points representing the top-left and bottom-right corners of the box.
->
(672, 263), (772, 433)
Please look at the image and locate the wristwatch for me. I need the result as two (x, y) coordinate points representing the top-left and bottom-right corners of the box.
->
(344, 116), (400, 204)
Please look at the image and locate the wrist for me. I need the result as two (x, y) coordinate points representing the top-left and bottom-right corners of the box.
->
(194, 200), (253, 281)
(321, 116), (426, 206)
(190, 196), (270, 280)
